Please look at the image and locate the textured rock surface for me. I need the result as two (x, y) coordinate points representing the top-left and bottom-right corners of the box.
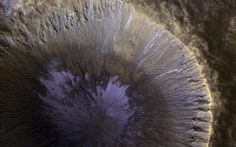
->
(0, 0), (235, 146)
(128, 0), (236, 146)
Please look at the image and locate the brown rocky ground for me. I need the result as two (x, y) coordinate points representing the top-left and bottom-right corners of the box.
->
(0, 0), (236, 146)
(127, 0), (236, 146)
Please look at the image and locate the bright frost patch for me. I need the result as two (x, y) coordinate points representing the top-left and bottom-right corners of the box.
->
(0, 0), (212, 146)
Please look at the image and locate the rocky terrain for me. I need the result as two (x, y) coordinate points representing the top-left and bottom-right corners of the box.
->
(127, 1), (236, 146)
(0, 0), (236, 146)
